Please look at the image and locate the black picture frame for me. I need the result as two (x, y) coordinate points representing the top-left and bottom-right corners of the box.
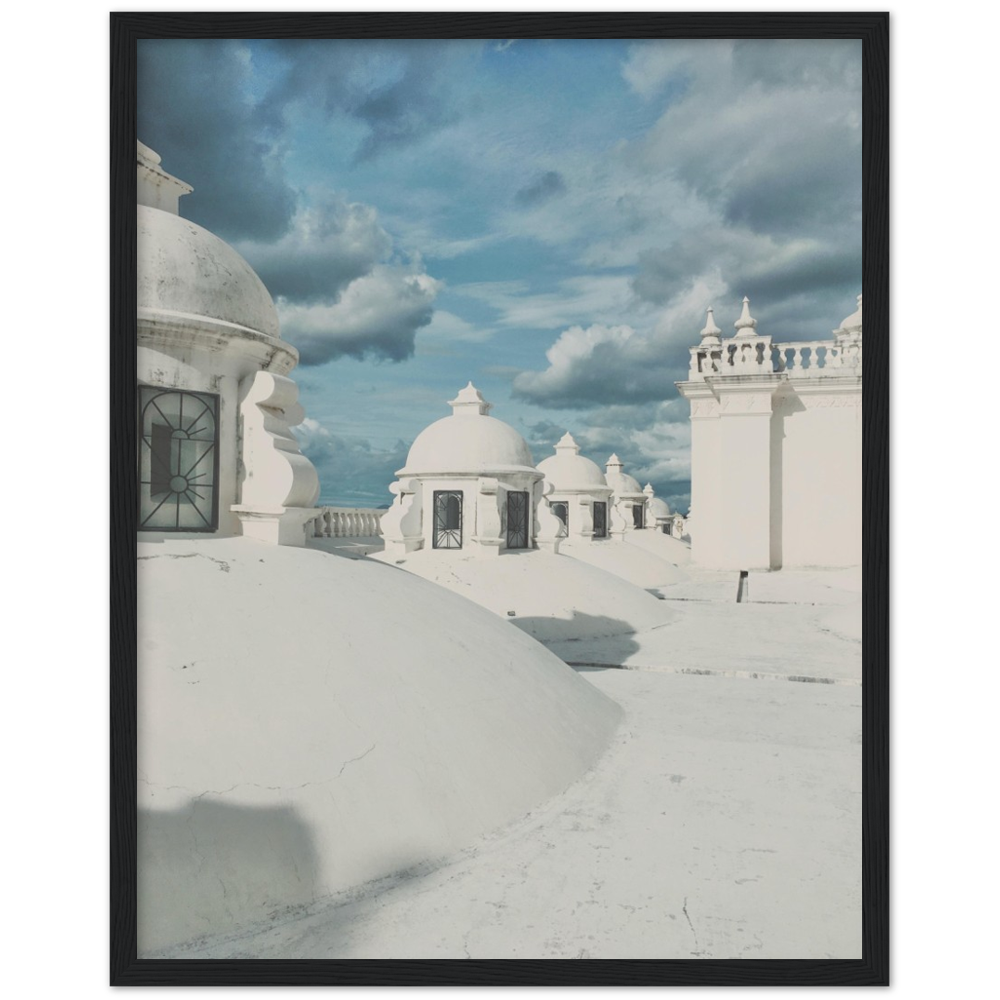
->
(112, 11), (888, 986)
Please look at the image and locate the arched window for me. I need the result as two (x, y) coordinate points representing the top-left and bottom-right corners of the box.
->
(550, 501), (569, 528)
(432, 490), (463, 549)
(138, 386), (219, 531)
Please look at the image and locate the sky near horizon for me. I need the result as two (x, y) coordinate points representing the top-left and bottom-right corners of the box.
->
(138, 37), (861, 509)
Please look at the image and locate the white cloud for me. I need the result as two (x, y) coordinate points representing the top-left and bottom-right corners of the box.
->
(278, 263), (441, 365)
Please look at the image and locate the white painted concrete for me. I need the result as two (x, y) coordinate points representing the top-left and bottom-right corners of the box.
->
(137, 538), (621, 954)
(154, 566), (861, 960)
(677, 296), (863, 570)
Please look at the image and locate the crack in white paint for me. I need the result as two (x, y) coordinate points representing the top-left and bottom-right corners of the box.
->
(139, 744), (377, 799)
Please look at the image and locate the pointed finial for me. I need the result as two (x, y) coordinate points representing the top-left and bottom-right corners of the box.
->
(555, 432), (579, 453)
(643, 482), (655, 496)
(449, 381), (492, 416)
(734, 295), (757, 336)
(699, 306), (723, 345)
(607, 453), (622, 468)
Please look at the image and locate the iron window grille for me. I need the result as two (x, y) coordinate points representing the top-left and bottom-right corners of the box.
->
(506, 490), (530, 549)
(432, 490), (463, 549)
(592, 501), (607, 538)
(138, 386), (220, 532)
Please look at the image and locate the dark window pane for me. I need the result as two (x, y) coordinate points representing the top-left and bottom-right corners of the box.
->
(593, 501), (607, 538)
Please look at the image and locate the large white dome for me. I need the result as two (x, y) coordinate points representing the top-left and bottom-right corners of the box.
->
(538, 433), (609, 492)
(398, 383), (536, 476)
(138, 204), (280, 339)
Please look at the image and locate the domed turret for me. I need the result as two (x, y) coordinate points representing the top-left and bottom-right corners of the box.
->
(398, 383), (537, 477)
(136, 141), (316, 546)
(536, 434), (613, 543)
(383, 385), (550, 557)
(538, 433), (608, 492)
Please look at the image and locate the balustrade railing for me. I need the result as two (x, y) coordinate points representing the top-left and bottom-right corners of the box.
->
(310, 506), (384, 539)
(688, 336), (862, 381)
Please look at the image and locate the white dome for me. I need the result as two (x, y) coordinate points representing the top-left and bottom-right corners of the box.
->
(398, 383), (537, 476)
(538, 433), (609, 492)
(138, 204), (280, 339)
(605, 454), (644, 496)
(647, 496), (672, 519)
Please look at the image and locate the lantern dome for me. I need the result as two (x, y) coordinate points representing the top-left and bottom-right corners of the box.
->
(398, 383), (537, 477)
(647, 496), (672, 520)
(538, 433), (609, 492)
(604, 454), (644, 496)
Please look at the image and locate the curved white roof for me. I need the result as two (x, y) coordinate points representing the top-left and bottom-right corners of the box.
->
(398, 383), (537, 477)
(538, 433), (610, 492)
(647, 496), (672, 519)
(605, 454), (644, 496)
(138, 204), (280, 339)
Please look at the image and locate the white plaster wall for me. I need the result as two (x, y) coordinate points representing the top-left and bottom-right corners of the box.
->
(717, 409), (773, 570)
(414, 472), (541, 554)
(778, 387), (862, 567)
(688, 402), (724, 567)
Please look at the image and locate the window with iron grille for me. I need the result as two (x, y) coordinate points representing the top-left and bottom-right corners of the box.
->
(432, 490), (463, 549)
(138, 386), (220, 531)
(550, 501), (569, 528)
(506, 490), (529, 549)
(592, 501), (607, 538)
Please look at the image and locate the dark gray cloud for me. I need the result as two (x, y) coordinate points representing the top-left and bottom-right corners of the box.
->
(137, 40), (297, 242)
(259, 39), (474, 163)
(515, 171), (568, 207)
(633, 227), (860, 327)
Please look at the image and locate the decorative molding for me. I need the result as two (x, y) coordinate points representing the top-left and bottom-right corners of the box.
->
(232, 371), (320, 545)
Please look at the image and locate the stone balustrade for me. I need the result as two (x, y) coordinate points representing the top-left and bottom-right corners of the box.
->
(688, 336), (862, 381)
(310, 506), (384, 539)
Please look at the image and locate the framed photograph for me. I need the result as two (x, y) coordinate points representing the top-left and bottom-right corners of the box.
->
(112, 12), (888, 986)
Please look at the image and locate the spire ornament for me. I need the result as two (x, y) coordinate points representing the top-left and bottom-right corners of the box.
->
(734, 296), (758, 337)
(699, 306), (723, 346)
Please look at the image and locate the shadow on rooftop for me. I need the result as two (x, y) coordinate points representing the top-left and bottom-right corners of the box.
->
(510, 610), (641, 665)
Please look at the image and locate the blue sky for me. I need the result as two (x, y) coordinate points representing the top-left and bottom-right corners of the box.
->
(138, 37), (862, 509)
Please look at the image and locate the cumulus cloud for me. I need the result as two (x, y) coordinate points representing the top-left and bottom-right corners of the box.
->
(278, 264), (441, 365)
(292, 418), (409, 507)
(512, 279), (723, 409)
(237, 195), (392, 304)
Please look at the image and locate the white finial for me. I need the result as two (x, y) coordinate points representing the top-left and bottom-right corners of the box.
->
(643, 482), (655, 496)
(700, 306), (723, 345)
(606, 453), (622, 468)
(555, 432), (579, 453)
(734, 295), (757, 336)
(835, 293), (863, 339)
(448, 381), (492, 416)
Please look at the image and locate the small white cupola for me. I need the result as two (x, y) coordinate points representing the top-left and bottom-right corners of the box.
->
(537, 433), (613, 542)
(383, 384), (559, 558)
